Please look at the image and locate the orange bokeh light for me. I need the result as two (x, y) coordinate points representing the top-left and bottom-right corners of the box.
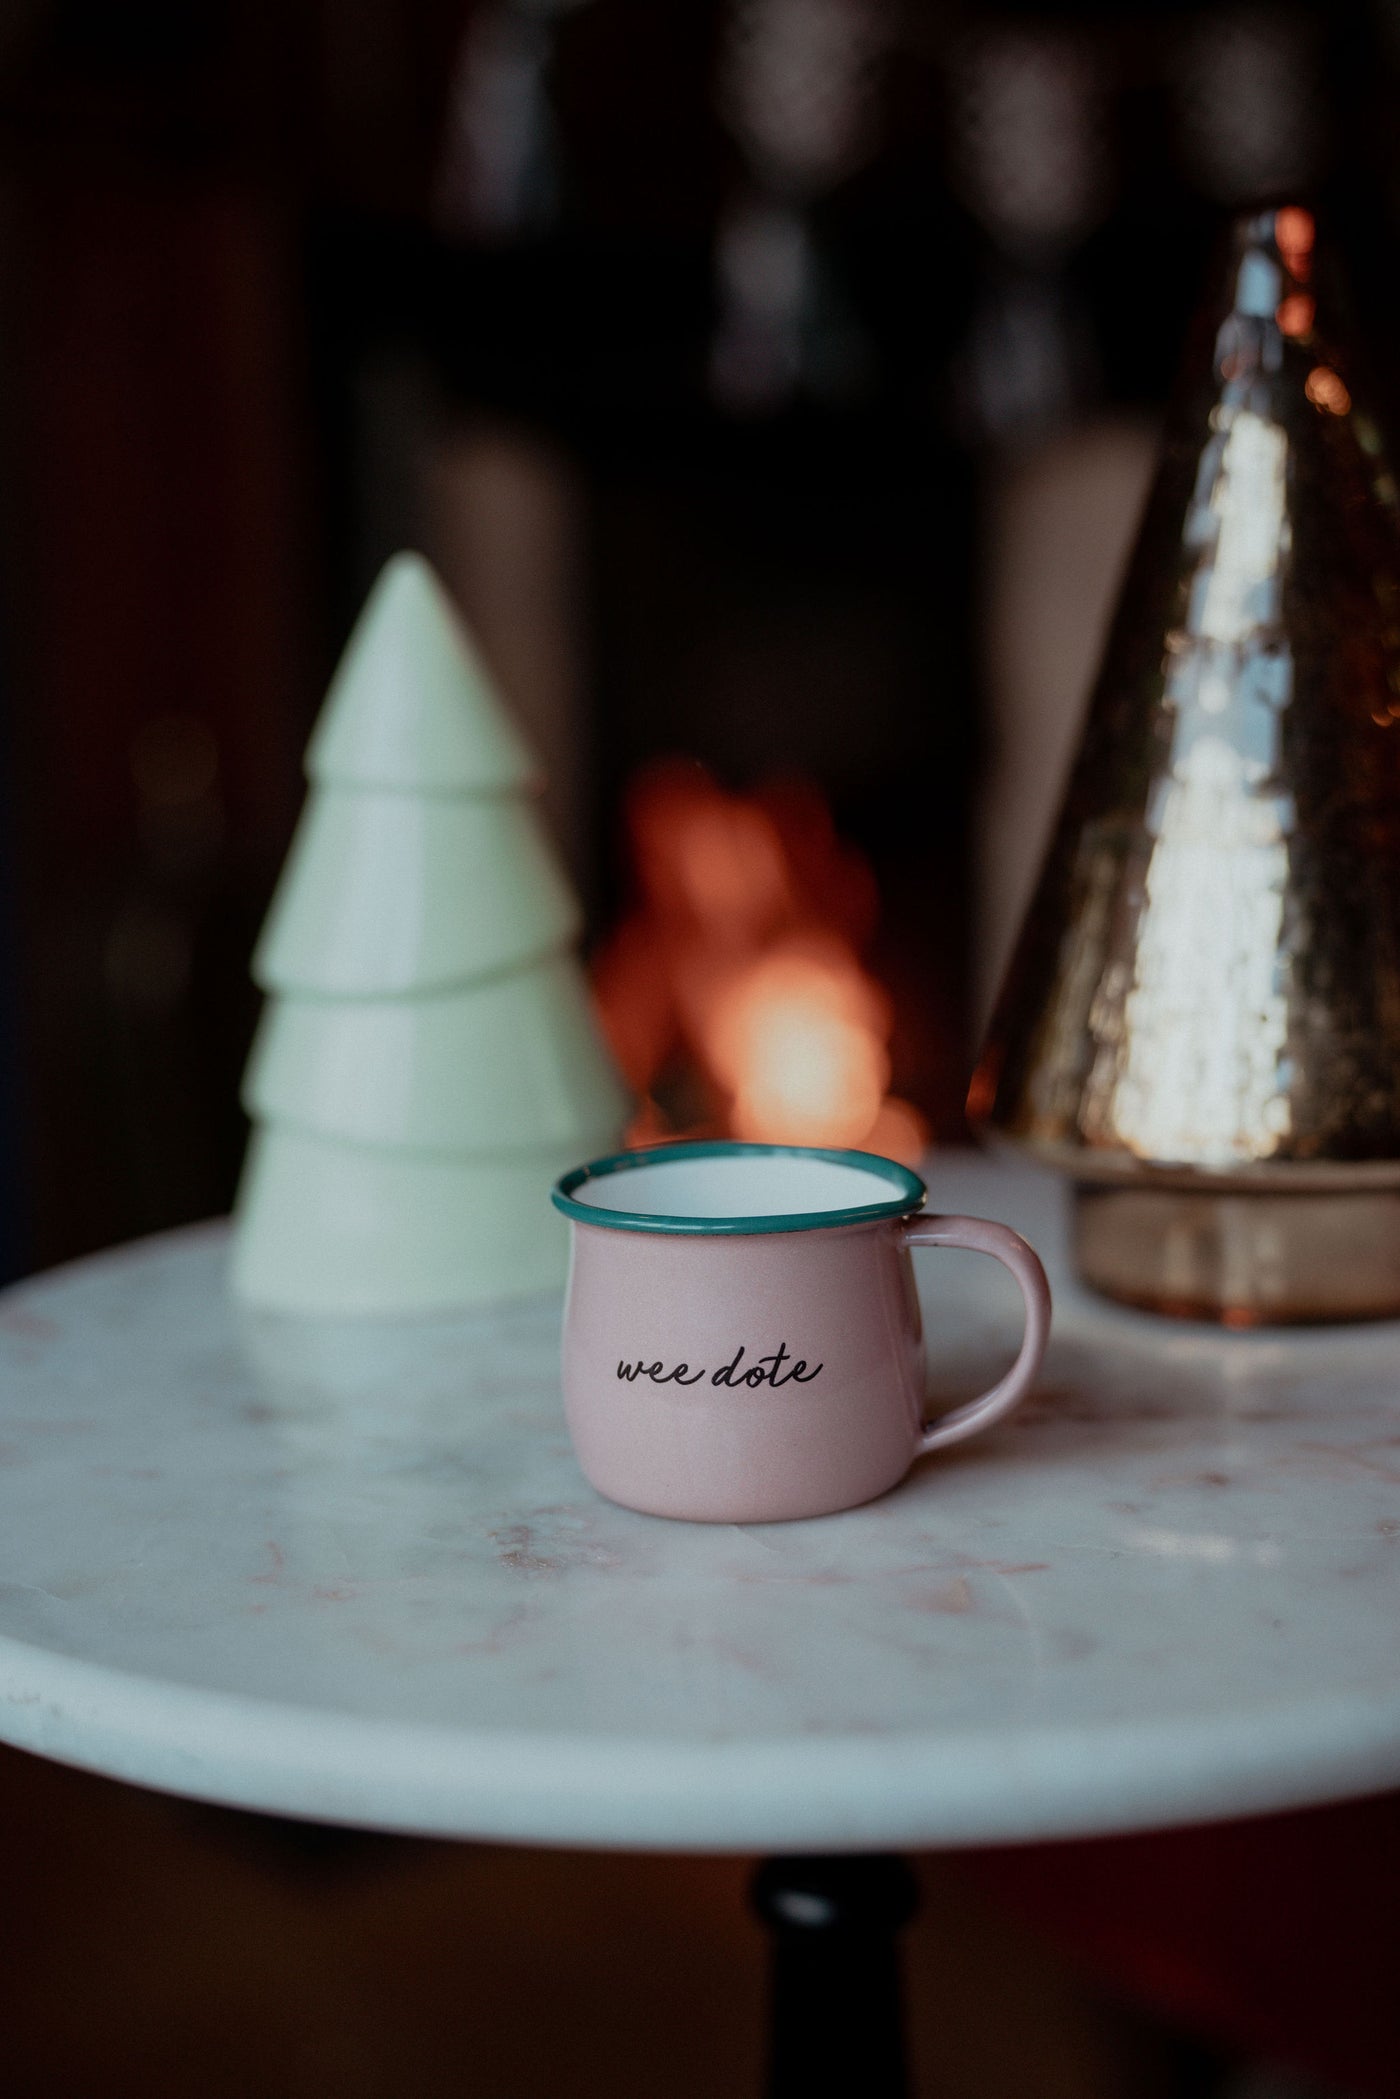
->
(1276, 293), (1314, 338)
(706, 943), (891, 1149)
(1305, 365), (1351, 416)
(592, 761), (929, 1166)
(673, 800), (791, 932)
(860, 1096), (930, 1167)
(1275, 205), (1314, 280)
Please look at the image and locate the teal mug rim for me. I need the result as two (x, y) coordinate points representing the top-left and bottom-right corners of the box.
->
(550, 1139), (927, 1237)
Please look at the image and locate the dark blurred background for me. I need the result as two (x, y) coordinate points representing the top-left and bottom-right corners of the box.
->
(1, 2), (1399, 2094)
(7, 0), (1400, 1276)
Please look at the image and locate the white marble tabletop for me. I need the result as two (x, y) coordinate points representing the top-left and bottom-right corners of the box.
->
(0, 1153), (1397, 1852)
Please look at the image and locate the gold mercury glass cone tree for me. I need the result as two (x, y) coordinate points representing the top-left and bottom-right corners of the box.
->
(232, 552), (629, 1316)
(969, 205), (1400, 1324)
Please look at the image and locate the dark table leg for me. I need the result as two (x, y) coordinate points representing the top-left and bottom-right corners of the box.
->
(752, 1854), (920, 2098)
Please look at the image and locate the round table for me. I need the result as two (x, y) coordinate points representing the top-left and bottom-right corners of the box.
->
(0, 1149), (1396, 1852)
(2, 1153), (1397, 2094)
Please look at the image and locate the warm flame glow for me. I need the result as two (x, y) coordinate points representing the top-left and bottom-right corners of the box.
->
(1276, 292), (1314, 338)
(676, 805), (789, 926)
(592, 761), (928, 1165)
(1305, 365), (1351, 416)
(708, 942), (890, 1147)
(862, 1095), (932, 1163)
(1275, 205), (1314, 281)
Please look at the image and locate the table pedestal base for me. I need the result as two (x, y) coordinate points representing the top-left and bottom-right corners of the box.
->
(752, 1855), (919, 2097)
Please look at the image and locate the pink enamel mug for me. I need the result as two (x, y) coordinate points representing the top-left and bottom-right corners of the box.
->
(551, 1142), (1052, 1523)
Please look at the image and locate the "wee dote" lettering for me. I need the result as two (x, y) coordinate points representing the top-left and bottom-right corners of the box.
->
(616, 1343), (823, 1388)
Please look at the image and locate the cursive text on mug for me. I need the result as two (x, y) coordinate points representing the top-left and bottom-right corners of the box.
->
(616, 1342), (824, 1389)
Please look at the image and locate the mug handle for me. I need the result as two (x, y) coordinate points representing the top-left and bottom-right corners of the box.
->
(899, 1213), (1052, 1457)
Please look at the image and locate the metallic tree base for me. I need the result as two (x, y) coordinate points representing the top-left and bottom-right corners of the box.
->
(1074, 1183), (1400, 1325)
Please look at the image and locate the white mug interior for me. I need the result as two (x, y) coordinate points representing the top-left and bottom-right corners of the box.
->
(567, 1149), (915, 1224)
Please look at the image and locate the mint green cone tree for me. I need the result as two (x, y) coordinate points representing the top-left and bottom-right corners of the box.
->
(232, 552), (628, 1314)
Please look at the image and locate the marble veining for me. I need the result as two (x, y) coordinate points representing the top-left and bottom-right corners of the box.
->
(0, 1157), (1397, 1850)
